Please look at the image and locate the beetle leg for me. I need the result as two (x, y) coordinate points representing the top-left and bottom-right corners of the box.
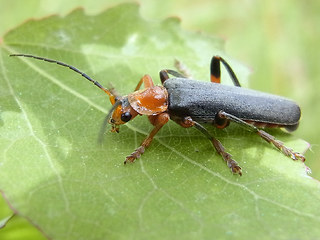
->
(210, 56), (221, 84)
(159, 69), (187, 84)
(210, 56), (241, 87)
(218, 111), (306, 162)
(159, 70), (170, 83)
(174, 59), (192, 78)
(134, 74), (154, 91)
(124, 112), (170, 164)
(174, 116), (242, 176)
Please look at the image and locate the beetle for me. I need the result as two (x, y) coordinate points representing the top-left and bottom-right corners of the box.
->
(10, 54), (305, 175)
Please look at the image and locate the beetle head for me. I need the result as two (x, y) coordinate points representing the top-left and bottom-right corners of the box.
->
(106, 96), (139, 133)
(105, 86), (168, 133)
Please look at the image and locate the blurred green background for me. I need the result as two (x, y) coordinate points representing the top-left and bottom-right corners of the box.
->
(1, 0), (319, 239)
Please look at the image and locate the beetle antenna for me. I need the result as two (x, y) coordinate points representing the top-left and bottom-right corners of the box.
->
(10, 54), (116, 105)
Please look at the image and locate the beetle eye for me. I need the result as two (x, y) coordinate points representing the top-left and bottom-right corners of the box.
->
(121, 112), (132, 122)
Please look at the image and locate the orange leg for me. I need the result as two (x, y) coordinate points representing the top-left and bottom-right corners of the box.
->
(125, 112), (170, 163)
(134, 74), (154, 91)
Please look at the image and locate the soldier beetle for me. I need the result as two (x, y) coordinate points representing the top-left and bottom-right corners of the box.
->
(10, 54), (305, 175)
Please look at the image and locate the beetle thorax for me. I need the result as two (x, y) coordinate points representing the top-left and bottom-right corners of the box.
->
(128, 86), (168, 115)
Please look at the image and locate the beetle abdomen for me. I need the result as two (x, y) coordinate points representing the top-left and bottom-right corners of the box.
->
(164, 78), (301, 128)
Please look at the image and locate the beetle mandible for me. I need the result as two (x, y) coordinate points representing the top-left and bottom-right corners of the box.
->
(10, 54), (305, 175)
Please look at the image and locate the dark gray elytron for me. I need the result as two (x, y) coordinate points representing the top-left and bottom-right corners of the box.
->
(164, 78), (300, 131)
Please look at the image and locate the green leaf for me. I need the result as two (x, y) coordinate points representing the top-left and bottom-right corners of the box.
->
(0, 197), (45, 240)
(0, 3), (318, 240)
(0, 214), (14, 229)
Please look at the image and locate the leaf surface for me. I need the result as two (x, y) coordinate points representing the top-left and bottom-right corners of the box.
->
(0, 3), (318, 240)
